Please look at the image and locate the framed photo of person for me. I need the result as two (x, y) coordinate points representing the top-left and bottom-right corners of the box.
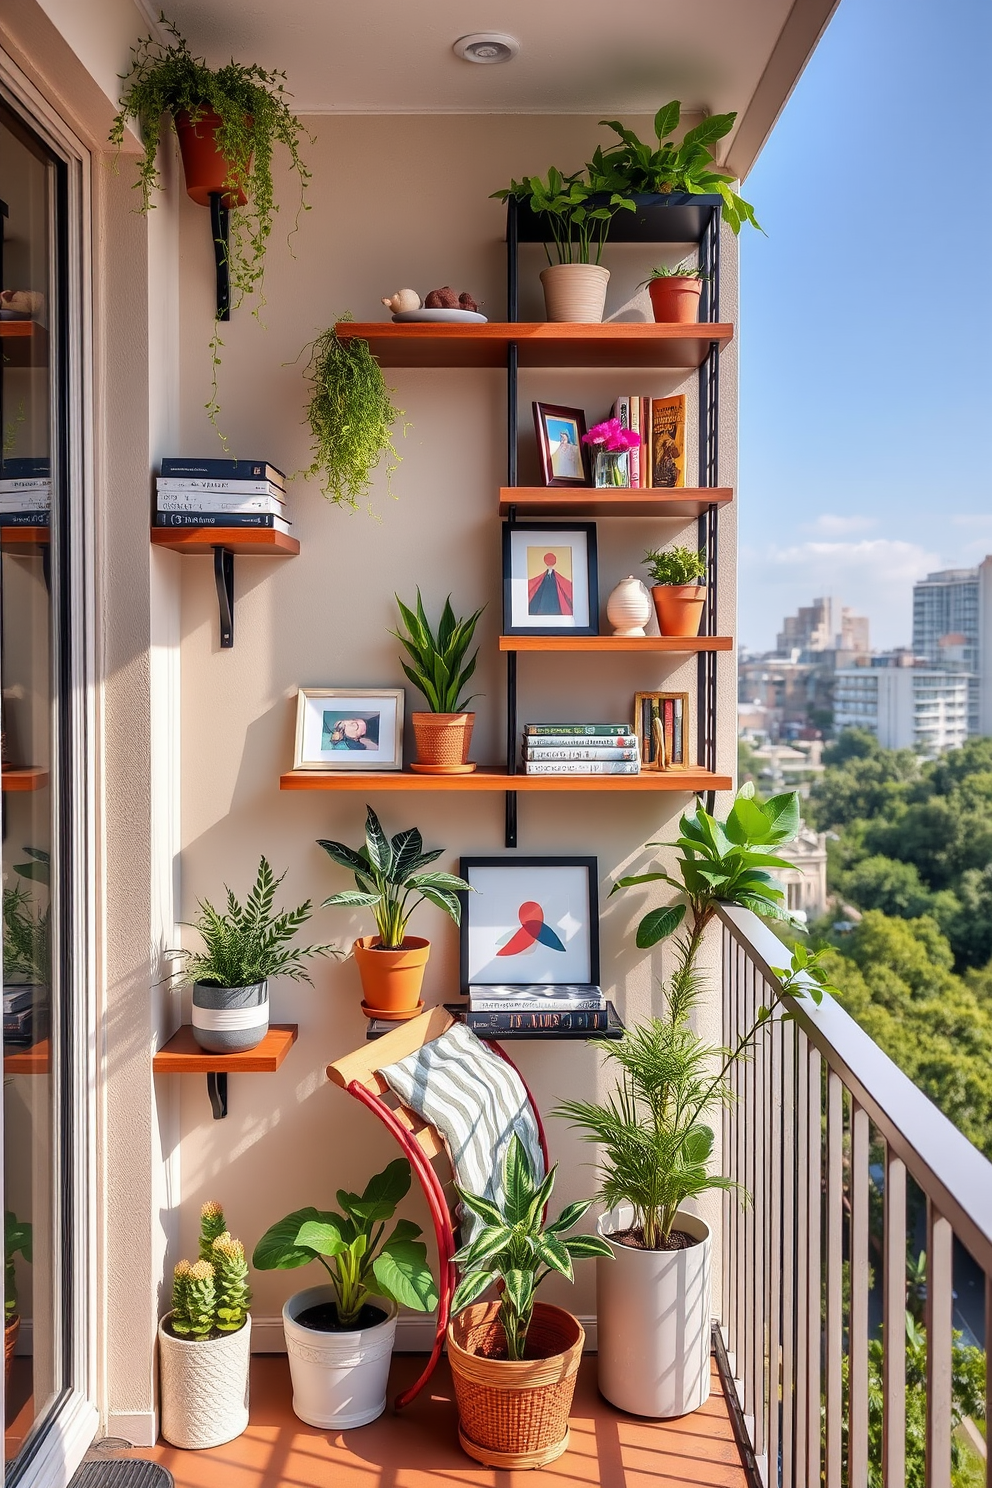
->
(502, 523), (599, 636)
(633, 691), (690, 771)
(533, 402), (590, 487)
(293, 687), (404, 770)
(457, 856), (600, 991)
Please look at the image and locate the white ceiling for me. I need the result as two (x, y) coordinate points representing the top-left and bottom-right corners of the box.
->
(161, 0), (839, 177)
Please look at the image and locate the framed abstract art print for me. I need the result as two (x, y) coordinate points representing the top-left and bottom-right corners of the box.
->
(501, 523), (598, 636)
(457, 856), (600, 991)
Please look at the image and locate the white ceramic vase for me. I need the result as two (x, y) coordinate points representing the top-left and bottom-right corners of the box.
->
(282, 1285), (398, 1429)
(606, 576), (653, 636)
(539, 263), (610, 323)
(158, 1313), (251, 1449)
(596, 1207), (711, 1418)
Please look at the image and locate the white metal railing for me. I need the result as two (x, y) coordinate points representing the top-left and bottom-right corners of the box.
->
(716, 904), (992, 1488)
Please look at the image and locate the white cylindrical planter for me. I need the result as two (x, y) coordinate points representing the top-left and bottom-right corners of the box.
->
(282, 1285), (398, 1429)
(539, 264), (610, 323)
(191, 979), (268, 1053)
(596, 1207), (711, 1417)
(158, 1313), (251, 1448)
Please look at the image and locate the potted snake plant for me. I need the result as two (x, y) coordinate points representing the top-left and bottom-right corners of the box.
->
(392, 591), (484, 772)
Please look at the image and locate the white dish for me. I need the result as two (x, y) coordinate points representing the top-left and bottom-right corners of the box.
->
(391, 309), (487, 325)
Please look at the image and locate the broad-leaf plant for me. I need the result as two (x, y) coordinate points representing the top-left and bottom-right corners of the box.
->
(392, 590), (484, 714)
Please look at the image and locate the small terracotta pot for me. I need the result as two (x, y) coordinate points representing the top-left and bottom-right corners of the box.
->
(352, 936), (430, 1017)
(539, 263), (610, 323)
(652, 584), (706, 637)
(176, 110), (250, 208)
(647, 276), (703, 324)
(410, 712), (475, 772)
(5, 1315), (19, 1387)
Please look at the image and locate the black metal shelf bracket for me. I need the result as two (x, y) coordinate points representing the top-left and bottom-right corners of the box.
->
(213, 544), (235, 648)
(209, 191), (231, 322)
(206, 1071), (228, 1120)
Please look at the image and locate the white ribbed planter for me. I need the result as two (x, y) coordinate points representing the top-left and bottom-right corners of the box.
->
(596, 1207), (711, 1418)
(158, 1313), (251, 1449)
(191, 980), (268, 1053)
(282, 1285), (398, 1429)
(539, 263), (610, 323)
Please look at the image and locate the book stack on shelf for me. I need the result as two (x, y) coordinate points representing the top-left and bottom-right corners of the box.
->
(0, 457), (51, 525)
(3, 986), (47, 1049)
(465, 982), (609, 1035)
(522, 723), (640, 777)
(612, 393), (686, 488)
(154, 457), (291, 534)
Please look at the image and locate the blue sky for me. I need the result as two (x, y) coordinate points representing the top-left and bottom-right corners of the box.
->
(738, 0), (992, 652)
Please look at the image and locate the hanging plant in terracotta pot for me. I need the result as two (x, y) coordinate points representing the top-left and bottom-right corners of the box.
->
(392, 590), (485, 773)
(643, 544), (708, 637)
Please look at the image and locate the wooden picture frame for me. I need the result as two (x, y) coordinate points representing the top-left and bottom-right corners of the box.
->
(502, 522), (599, 636)
(457, 856), (600, 993)
(633, 691), (690, 771)
(293, 687), (405, 770)
(533, 402), (590, 487)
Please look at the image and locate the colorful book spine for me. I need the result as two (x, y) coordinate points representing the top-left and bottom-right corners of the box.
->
(642, 397), (652, 486)
(524, 747), (639, 761)
(523, 734), (636, 749)
(524, 724), (631, 736)
(154, 512), (291, 531)
(156, 477), (286, 499)
(640, 696), (685, 768)
(523, 760), (640, 775)
(0, 512), (50, 525)
(628, 395), (640, 488)
(156, 495), (285, 514)
(466, 1009), (610, 1033)
(0, 458), (50, 478)
(650, 396), (687, 488)
(160, 458), (286, 488)
(0, 477), (52, 493)
(612, 396), (632, 487)
(0, 496), (51, 510)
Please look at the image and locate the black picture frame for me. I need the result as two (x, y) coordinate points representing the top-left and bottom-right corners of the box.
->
(532, 402), (591, 487)
(457, 856), (600, 994)
(501, 522), (599, 637)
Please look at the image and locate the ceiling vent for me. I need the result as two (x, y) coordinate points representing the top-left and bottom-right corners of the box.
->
(452, 33), (520, 64)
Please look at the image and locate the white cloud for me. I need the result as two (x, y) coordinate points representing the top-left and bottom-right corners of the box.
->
(804, 514), (879, 536)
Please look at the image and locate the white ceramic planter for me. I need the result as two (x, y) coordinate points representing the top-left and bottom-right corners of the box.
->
(539, 263), (610, 323)
(606, 576), (653, 636)
(191, 979), (268, 1053)
(596, 1207), (711, 1418)
(158, 1313), (251, 1448)
(282, 1285), (398, 1429)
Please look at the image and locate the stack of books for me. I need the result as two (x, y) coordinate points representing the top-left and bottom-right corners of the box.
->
(3, 986), (47, 1048)
(522, 723), (640, 776)
(0, 457), (51, 526)
(154, 457), (291, 534)
(611, 394), (686, 488)
(465, 983), (608, 1034)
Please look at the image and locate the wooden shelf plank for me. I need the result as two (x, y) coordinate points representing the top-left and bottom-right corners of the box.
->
(1, 766), (49, 792)
(336, 321), (733, 370)
(0, 321), (47, 367)
(499, 634), (733, 652)
(499, 487), (732, 519)
(1, 526), (49, 550)
(151, 528), (300, 556)
(4, 1038), (50, 1075)
(280, 767), (731, 793)
(153, 1023), (298, 1073)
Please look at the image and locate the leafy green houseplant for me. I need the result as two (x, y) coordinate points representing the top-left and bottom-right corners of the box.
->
(494, 168), (635, 268)
(5, 1210), (32, 1324)
(253, 1159), (437, 1429)
(392, 590), (485, 771)
(318, 806), (469, 1017)
(643, 545), (708, 637)
(301, 316), (406, 510)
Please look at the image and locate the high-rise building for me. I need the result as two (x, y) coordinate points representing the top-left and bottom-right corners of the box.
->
(776, 597), (835, 656)
(834, 663), (969, 753)
(912, 559), (992, 734)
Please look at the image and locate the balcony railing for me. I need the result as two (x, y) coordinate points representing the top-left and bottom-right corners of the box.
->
(716, 904), (992, 1488)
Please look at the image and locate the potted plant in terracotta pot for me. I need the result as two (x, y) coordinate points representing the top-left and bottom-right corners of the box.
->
(318, 806), (470, 1019)
(643, 544), (708, 636)
(5, 1211), (31, 1387)
(641, 261), (712, 324)
(556, 786), (835, 1418)
(158, 1201), (253, 1449)
(168, 856), (340, 1053)
(392, 590), (484, 772)
(253, 1158), (437, 1428)
(447, 1135), (613, 1469)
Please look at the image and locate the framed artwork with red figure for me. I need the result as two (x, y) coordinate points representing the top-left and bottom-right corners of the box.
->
(502, 522), (599, 636)
(457, 857), (600, 992)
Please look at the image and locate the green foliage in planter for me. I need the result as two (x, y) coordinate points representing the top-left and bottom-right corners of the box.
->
(2, 847), (50, 987)
(642, 544), (707, 586)
(643, 260), (712, 281)
(392, 590), (484, 713)
(5, 1211), (32, 1325)
(493, 168), (635, 266)
(171, 1259), (217, 1338)
(168, 855), (340, 988)
(211, 1234), (252, 1333)
(318, 806), (470, 950)
(253, 1158), (438, 1328)
(170, 1202), (252, 1338)
(301, 317), (406, 510)
(451, 1135), (612, 1361)
(198, 1200), (227, 1261)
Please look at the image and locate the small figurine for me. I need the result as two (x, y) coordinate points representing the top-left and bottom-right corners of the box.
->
(381, 289), (422, 313)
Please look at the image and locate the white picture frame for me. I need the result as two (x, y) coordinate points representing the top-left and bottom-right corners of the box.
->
(458, 856), (600, 989)
(293, 688), (405, 770)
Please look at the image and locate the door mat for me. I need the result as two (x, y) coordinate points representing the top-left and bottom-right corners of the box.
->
(70, 1465), (174, 1488)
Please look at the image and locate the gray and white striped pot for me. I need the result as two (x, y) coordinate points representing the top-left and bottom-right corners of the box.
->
(191, 980), (268, 1053)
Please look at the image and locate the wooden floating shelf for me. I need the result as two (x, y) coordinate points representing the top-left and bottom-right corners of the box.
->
(499, 634), (733, 652)
(153, 1023), (298, 1074)
(4, 1039), (50, 1075)
(499, 487), (733, 519)
(281, 767), (731, 793)
(151, 528), (300, 557)
(1, 526), (49, 550)
(2, 766), (49, 792)
(335, 321), (733, 370)
(0, 320), (48, 367)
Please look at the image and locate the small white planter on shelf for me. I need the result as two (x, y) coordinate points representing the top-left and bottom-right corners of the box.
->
(539, 263), (610, 323)
(158, 1313), (251, 1449)
(282, 1285), (398, 1429)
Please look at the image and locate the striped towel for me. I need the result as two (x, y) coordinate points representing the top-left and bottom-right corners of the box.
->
(378, 1022), (544, 1241)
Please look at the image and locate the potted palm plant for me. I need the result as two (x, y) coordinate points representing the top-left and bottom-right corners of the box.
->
(5, 1211), (31, 1386)
(643, 544), (708, 636)
(641, 261), (712, 324)
(556, 787), (836, 1418)
(318, 806), (470, 1018)
(158, 1201), (253, 1449)
(392, 591), (484, 772)
(168, 856), (340, 1053)
(253, 1158), (437, 1428)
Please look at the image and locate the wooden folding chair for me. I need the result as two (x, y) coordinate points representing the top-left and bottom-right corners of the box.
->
(326, 1006), (549, 1410)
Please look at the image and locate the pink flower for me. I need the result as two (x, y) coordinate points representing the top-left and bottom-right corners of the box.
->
(582, 417), (640, 452)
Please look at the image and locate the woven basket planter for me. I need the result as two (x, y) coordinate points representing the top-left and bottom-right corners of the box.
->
(539, 264), (610, 323)
(447, 1301), (584, 1468)
(158, 1313), (251, 1449)
(410, 712), (475, 772)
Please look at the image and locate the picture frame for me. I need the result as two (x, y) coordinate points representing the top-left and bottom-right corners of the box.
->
(502, 522), (599, 636)
(293, 687), (404, 770)
(633, 691), (690, 771)
(457, 856), (600, 992)
(533, 402), (590, 487)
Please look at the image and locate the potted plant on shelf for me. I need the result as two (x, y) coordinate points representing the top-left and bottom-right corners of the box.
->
(253, 1158), (437, 1429)
(447, 1134), (612, 1468)
(3, 848), (50, 1049)
(5, 1211), (31, 1387)
(168, 856), (340, 1053)
(318, 806), (470, 1019)
(392, 590), (485, 772)
(556, 786), (835, 1418)
(643, 544), (708, 636)
(158, 1201), (253, 1449)
(641, 261), (712, 324)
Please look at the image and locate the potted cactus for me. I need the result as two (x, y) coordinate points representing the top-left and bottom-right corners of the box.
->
(643, 544), (708, 637)
(5, 1211), (31, 1386)
(392, 591), (484, 772)
(158, 1201), (253, 1449)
